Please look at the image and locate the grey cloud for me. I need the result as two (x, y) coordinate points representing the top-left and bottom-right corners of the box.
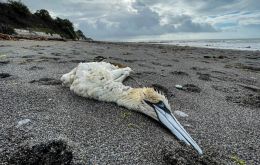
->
(12, 0), (259, 40)
(76, 1), (216, 39)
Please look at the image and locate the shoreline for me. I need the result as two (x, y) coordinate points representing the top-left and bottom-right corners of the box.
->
(0, 40), (259, 164)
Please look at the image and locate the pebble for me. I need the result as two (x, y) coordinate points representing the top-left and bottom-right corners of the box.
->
(174, 111), (189, 117)
(175, 85), (183, 89)
(17, 119), (31, 127)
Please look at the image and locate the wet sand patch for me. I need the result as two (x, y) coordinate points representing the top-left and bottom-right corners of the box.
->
(225, 63), (260, 72)
(197, 72), (212, 81)
(122, 52), (132, 55)
(39, 56), (60, 61)
(109, 57), (142, 63)
(177, 84), (202, 93)
(133, 71), (157, 78)
(226, 94), (260, 108)
(162, 147), (223, 165)
(27, 66), (44, 70)
(138, 63), (155, 69)
(190, 66), (208, 71)
(6, 140), (73, 165)
(170, 71), (189, 76)
(151, 61), (172, 67)
(29, 78), (62, 85)
(212, 85), (239, 93)
(70, 59), (87, 63)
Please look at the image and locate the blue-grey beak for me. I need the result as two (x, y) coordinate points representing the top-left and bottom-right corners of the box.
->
(147, 101), (203, 155)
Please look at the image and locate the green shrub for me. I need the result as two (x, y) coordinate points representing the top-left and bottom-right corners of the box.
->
(0, 24), (15, 35)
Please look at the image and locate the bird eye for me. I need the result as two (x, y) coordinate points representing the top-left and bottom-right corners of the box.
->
(157, 101), (165, 108)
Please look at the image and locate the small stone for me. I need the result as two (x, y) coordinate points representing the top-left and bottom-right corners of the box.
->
(174, 111), (189, 117)
(175, 85), (183, 89)
(17, 119), (31, 127)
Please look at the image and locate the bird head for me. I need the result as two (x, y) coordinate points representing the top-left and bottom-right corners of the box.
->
(137, 88), (203, 155)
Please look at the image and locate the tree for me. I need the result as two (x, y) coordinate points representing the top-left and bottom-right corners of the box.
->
(55, 17), (77, 39)
(7, 0), (30, 16)
(34, 9), (52, 21)
(75, 30), (87, 40)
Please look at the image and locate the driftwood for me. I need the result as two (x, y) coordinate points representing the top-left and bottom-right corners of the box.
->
(0, 33), (17, 40)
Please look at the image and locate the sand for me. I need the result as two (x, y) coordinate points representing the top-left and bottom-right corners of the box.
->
(0, 40), (259, 164)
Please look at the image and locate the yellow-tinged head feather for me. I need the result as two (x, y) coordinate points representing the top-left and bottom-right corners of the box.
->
(122, 87), (171, 120)
(127, 87), (169, 107)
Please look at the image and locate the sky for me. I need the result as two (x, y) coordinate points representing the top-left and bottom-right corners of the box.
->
(5, 0), (260, 41)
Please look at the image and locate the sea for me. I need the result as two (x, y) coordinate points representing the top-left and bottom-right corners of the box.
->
(149, 38), (260, 51)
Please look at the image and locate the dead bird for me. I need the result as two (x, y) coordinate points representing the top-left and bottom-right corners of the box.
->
(61, 62), (203, 154)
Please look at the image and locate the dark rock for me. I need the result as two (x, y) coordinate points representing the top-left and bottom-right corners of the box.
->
(51, 52), (62, 56)
(122, 52), (131, 55)
(93, 56), (106, 62)
(7, 140), (73, 165)
(171, 71), (189, 76)
(0, 73), (11, 78)
(70, 59), (87, 63)
(29, 78), (61, 85)
(203, 56), (211, 58)
(0, 60), (10, 65)
(182, 84), (201, 93)
(218, 55), (227, 59)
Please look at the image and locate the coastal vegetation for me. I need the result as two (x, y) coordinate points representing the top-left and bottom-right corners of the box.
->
(0, 0), (87, 40)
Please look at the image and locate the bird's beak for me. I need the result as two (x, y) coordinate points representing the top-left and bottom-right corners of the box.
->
(152, 103), (203, 155)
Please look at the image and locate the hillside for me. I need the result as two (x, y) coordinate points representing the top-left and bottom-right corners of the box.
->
(0, 0), (89, 40)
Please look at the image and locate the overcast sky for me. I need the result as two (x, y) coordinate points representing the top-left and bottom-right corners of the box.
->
(9, 0), (260, 40)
